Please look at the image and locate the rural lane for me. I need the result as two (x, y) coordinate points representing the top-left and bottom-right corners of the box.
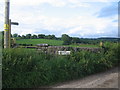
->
(48, 67), (119, 88)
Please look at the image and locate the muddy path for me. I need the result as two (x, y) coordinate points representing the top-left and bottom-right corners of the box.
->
(48, 67), (119, 88)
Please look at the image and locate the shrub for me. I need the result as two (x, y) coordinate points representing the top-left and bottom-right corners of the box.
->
(2, 42), (119, 88)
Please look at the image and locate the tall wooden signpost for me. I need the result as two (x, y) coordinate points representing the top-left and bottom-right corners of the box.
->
(4, 0), (19, 48)
(4, 0), (10, 48)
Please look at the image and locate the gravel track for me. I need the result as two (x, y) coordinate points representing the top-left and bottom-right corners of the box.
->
(49, 67), (119, 88)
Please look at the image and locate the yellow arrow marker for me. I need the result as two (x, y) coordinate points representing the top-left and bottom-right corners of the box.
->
(4, 24), (9, 31)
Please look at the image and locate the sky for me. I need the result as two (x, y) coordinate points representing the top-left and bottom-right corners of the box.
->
(0, 0), (119, 38)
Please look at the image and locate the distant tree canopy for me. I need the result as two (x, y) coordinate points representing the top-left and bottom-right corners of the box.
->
(45, 35), (56, 39)
(71, 37), (81, 44)
(12, 33), (58, 40)
(62, 34), (71, 45)
(18, 35), (21, 37)
(0, 31), (118, 48)
(1, 31), (4, 36)
(13, 33), (18, 38)
(38, 34), (45, 39)
(31, 35), (37, 39)
(26, 34), (32, 39)
(21, 35), (26, 39)
(9, 32), (119, 45)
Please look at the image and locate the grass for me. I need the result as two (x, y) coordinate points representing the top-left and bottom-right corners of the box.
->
(66, 44), (99, 48)
(2, 42), (119, 88)
(16, 39), (99, 48)
(16, 39), (63, 46)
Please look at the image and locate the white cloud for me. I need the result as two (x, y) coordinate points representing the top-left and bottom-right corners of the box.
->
(68, 0), (119, 2)
(10, 13), (117, 37)
(11, 0), (66, 7)
(66, 0), (90, 8)
(0, 0), (118, 38)
(0, 2), (5, 31)
(11, 0), (112, 8)
(56, 15), (117, 37)
(66, 26), (82, 34)
(1, 0), (119, 8)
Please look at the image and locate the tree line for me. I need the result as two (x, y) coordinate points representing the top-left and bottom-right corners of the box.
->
(12, 33), (101, 45)
(12, 33), (118, 45)
(1, 31), (119, 45)
(12, 33), (57, 40)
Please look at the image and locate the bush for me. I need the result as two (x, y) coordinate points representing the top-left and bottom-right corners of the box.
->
(2, 42), (119, 88)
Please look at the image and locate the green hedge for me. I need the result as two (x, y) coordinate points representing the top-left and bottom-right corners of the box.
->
(2, 42), (119, 88)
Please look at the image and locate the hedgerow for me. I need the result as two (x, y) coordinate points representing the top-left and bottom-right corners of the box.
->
(2, 42), (119, 88)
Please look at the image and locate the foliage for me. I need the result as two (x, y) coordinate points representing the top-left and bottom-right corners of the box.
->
(38, 34), (45, 39)
(13, 33), (18, 38)
(103, 42), (120, 66)
(11, 32), (119, 45)
(71, 37), (81, 44)
(62, 34), (71, 45)
(45, 35), (56, 39)
(2, 42), (119, 88)
(13, 33), (57, 40)
(26, 34), (32, 39)
(31, 35), (37, 39)
(21, 35), (26, 39)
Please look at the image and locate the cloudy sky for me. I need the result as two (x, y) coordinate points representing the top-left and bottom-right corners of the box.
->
(0, 0), (119, 38)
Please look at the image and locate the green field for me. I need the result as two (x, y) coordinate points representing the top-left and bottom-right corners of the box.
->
(16, 39), (99, 47)
(66, 44), (99, 48)
(16, 39), (63, 46)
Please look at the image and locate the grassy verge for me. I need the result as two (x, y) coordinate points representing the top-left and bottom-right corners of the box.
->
(2, 42), (119, 88)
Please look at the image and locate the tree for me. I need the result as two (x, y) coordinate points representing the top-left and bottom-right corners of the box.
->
(45, 35), (56, 39)
(31, 35), (37, 39)
(51, 35), (56, 39)
(45, 35), (50, 39)
(71, 37), (80, 44)
(13, 33), (18, 38)
(38, 34), (45, 39)
(21, 35), (26, 39)
(18, 35), (21, 38)
(1, 31), (4, 36)
(26, 34), (31, 39)
(62, 34), (71, 45)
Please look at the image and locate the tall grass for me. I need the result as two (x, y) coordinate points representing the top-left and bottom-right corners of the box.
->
(2, 42), (119, 88)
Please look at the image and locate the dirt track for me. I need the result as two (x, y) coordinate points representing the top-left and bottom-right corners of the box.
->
(50, 67), (119, 88)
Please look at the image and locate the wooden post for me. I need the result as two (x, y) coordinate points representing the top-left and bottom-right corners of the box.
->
(4, 0), (10, 48)
(8, 19), (11, 48)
